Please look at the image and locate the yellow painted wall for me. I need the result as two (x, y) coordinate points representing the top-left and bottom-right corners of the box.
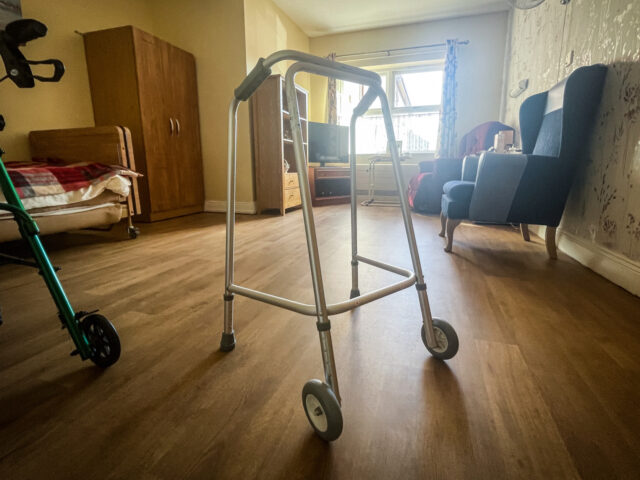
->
(151, 0), (311, 206)
(149, 0), (252, 204)
(2, 0), (311, 206)
(1, 0), (155, 162)
(309, 12), (509, 144)
(244, 0), (310, 93)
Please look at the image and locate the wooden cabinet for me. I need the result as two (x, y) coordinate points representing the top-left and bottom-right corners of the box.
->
(251, 75), (308, 215)
(84, 26), (204, 222)
(308, 166), (351, 207)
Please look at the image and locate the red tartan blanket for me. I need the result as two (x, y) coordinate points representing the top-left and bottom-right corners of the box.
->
(3, 159), (139, 199)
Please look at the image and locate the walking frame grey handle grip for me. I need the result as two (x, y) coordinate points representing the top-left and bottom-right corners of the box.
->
(234, 50), (382, 102)
(353, 87), (379, 117)
(234, 57), (272, 101)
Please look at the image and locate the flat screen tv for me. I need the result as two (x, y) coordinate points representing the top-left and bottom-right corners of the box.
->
(308, 122), (349, 166)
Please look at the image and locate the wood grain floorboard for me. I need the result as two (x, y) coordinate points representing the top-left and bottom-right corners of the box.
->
(0, 206), (639, 479)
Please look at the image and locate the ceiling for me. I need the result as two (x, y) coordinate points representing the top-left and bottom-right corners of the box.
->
(272, 0), (510, 37)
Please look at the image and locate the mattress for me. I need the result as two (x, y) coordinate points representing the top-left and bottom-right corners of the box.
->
(0, 161), (136, 242)
(0, 173), (131, 210)
(0, 205), (125, 242)
(0, 191), (125, 218)
(0, 192), (126, 242)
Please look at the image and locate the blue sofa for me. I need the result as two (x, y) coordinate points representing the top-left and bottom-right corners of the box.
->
(439, 64), (608, 257)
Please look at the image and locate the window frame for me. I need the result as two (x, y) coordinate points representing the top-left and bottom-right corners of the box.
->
(335, 61), (445, 156)
(365, 62), (445, 117)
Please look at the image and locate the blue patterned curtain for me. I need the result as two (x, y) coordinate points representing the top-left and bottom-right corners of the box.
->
(436, 39), (459, 158)
(326, 53), (337, 124)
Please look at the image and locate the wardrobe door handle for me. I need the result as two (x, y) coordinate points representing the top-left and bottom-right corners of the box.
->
(175, 118), (181, 135)
(169, 118), (175, 135)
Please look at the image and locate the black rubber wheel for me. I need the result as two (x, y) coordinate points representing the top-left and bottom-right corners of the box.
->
(82, 314), (121, 368)
(127, 226), (140, 239)
(421, 318), (459, 360)
(302, 379), (343, 442)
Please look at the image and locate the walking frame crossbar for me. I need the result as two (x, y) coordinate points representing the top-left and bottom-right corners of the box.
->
(223, 50), (441, 402)
(229, 256), (416, 317)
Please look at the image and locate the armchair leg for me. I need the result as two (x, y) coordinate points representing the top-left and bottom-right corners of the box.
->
(520, 223), (530, 242)
(444, 219), (461, 253)
(545, 226), (558, 259)
(439, 212), (447, 237)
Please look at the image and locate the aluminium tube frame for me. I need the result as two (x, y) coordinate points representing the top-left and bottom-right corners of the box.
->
(222, 50), (439, 403)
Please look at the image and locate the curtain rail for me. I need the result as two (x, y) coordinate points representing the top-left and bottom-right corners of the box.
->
(335, 40), (470, 60)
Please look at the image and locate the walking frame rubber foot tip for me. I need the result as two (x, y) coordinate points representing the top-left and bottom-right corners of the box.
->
(220, 332), (236, 352)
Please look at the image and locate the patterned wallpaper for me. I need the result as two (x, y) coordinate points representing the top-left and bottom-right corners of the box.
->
(503, 0), (640, 261)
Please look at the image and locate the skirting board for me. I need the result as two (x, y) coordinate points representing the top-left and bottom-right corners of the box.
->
(532, 226), (640, 297)
(204, 200), (256, 215)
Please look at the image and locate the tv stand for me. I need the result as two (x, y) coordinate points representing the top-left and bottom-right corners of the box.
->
(308, 165), (351, 207)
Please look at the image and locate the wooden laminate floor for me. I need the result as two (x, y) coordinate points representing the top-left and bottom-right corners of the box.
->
(0, 206), (639, 480)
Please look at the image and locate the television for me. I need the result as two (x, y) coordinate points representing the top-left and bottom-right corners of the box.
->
(308, 122), (349, 166)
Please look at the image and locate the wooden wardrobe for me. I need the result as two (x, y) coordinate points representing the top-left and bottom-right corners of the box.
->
(84, 26), (204, 222)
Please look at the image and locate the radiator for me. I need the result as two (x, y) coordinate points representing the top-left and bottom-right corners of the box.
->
(355, 163), (419, 200)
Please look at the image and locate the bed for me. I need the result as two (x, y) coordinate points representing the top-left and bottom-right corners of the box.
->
(0, 126), (141, 242)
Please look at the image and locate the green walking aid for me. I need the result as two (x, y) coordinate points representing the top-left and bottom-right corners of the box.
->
(0, 18), (120, 367)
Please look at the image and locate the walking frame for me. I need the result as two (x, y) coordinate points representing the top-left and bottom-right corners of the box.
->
(221, 50), (458, 441)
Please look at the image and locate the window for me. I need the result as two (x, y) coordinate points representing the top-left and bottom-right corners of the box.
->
(336, 64), (444, 155)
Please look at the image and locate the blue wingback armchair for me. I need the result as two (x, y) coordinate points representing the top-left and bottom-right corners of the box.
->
(439, 64), (608, 257)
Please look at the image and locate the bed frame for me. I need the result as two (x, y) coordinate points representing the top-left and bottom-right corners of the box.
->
(0, 126), (141, 242)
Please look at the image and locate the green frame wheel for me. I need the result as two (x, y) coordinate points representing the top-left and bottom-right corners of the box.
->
(82, 314), (121, 368)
